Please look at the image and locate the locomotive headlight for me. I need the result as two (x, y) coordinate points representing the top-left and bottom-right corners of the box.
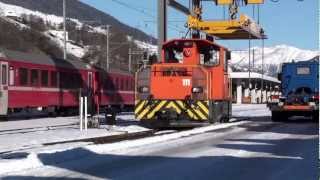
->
(192, 87), (203, 93)
(139, 86), (149, 93)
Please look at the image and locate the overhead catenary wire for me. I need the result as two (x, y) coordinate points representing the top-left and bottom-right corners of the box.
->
(111, 0), (186, 33)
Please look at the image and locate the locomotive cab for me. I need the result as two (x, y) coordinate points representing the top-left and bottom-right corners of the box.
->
(135, 39), (232, 127)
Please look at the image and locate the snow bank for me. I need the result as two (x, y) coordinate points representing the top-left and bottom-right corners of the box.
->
(0, 121), (247, 175)
(232, 104), (271, 117)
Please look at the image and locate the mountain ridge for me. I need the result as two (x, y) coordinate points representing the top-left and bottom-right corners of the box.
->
(231, 44), (319, 76)
(0, 0), (156, 44)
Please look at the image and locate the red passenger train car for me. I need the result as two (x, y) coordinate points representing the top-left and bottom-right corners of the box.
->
(0, 49), (134, 117)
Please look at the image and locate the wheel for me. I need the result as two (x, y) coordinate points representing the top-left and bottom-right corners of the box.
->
(312, 111), (319, 123)
(0, 115), (8, 121)
(271, 111), (287, 122)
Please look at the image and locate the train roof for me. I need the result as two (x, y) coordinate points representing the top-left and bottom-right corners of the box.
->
(0, 49), (92, 70)
(283, 56), (319, 66)
(163, 39), (227, 49)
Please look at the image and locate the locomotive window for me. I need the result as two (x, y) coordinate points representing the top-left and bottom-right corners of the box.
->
(224, 51), (231, 72)
(41, 70), (49, 87)
(164, 47), (184, 63)
(51, 71), (58, 87)
(200, 48), (219, 66)
(2, 65), (7, 85)
(19, 68), (28, 86)
(31, 69), (39, 86)
(297, 67), (310, 75)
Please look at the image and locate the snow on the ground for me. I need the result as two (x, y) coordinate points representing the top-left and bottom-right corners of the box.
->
(232, 104), (271, 117)
(0, 112), (149, 152)
(0, 104), (269, 175)
(0, 120), (247, 175)
(0, 116), (78, 132)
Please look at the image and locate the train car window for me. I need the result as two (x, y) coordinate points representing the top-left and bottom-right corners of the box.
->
(88, 72), (93, 89)
(119, 78), (122, 90)
(131, 80), (135, 90)
(31, 69), (39, 86)
(121, 79), (124, 90)
(126, 79), (129, 91)
(74, 73), (81, 88)
(115, 78), (118, 90)
(59, 72), (68, 88)
(19, 68), (28, 86)
(51, 71), (58, 87)
(41, 70), (49, 87)
(2, 65), (7, 85)
(9, 66), (14, 86)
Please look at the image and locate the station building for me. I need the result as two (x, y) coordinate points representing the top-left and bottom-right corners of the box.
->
(230, 72), (281, 104)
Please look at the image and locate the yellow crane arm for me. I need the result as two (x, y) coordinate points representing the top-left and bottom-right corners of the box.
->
(187, 14), (266, 39)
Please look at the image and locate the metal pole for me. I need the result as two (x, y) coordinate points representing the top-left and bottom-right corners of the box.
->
(158, 0), (167, 61)
(261, 39), (264, 103)
(80, 96), (83, 131)
(63, 0), (67, 59)
(128, 46), (132, 73)
(84, 96), (88, 131)
(248, 37), (251, 90)
(106, 25), (110, 71)
(252, 49), (255, 69)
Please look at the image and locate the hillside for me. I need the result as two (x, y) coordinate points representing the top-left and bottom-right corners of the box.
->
(0, 0), (158, 72)
(0, 0), (156, 44)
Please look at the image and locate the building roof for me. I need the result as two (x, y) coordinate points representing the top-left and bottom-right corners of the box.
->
(230, 72), (280, 83)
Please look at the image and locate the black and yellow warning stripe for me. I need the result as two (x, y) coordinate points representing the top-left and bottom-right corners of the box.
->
(135, 99), (209, 121)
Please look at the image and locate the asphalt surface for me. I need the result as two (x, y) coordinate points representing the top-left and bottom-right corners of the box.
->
(2, 116), (318, 180)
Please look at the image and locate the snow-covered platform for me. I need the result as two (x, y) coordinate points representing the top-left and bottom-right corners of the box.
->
(0, 104), (271, 175)
(0, 104), (270, 155)
(0, 113), (150, 154)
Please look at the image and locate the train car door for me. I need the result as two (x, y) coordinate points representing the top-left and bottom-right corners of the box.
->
(87, 71), (93, 113)
(0, 61), (8, 115)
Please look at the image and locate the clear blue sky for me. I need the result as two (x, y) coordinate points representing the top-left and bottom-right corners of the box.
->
(80, 0), (318, 50)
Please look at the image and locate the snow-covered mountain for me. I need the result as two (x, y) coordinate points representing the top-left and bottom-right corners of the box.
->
(231, 45), (319, 76)
(0, 0), (158, 72)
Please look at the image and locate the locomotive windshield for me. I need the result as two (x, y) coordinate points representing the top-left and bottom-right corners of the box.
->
(164, 47), (184, 63)
(200, 46), (219, 66)
(297, 66), (310, 75)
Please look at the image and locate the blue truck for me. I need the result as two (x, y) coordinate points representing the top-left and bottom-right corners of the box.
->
(268, 57), (319, 121)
